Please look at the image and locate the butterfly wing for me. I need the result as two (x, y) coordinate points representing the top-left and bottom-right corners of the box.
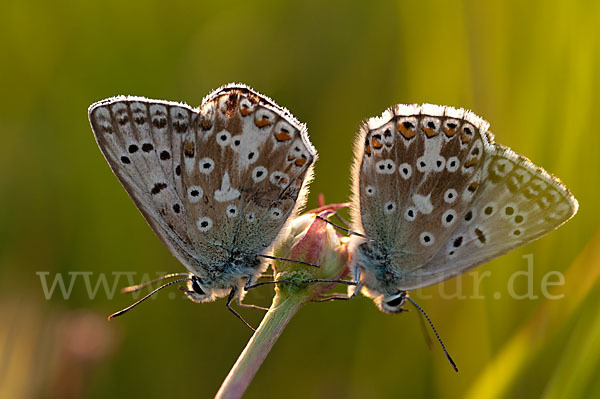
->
(89, 84), (316, 281)
(404, 142), (578, 289)
(89, 96), (208, 269)
(181, 85), (316, 261)
(351, 104), (490, 270)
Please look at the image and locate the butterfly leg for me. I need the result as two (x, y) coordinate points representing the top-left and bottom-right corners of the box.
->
(308, 267), (363, 302)
(244, 279), (301, 291)
(311, 283), (364, 302)
(239, 277), (301, 311)
(238, 302), (269, 312)
(226, 288), (256, 332)
(303, 265), (361, 287)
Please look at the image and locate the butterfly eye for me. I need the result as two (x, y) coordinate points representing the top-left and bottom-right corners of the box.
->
(382, 293), (407, 312)
(191, 277), (206, 296)
(386, 296), (404, 307)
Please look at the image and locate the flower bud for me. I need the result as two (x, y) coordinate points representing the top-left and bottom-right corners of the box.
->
(271, 210), (349, 299)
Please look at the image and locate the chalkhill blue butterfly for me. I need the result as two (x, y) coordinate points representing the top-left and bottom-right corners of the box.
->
(306, 104), (579, 369)
(88, 84), (317, 328)
(347, 104), (577, 313)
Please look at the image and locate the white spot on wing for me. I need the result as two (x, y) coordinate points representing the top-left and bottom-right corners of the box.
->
(226, 204), (239, 218)
(270, 171), (290, 188)
(446, 156), (459, 172)
(442, 209), (457, 227)
(433, 156), (445, 172)
(412, 193), (433, 214)
(383, 201), (396, 214)
(199, 157), (215, 174)
(252, 166), (268, 182)
(419, 232), (435, 246)
(216, 130), (231, 147)
(230, 135), (242, 151)
(187, 185), (203, 203)
(418, 134), (443, 172)
(444, 189), (457, 203)
(196, 216), (213, 232)
(405, 206), (417, 221)
(399, 163), (412, 179)
(375, 159), (396, 174)
(270, 207), (283, 219)
(214, 172), (241, 202)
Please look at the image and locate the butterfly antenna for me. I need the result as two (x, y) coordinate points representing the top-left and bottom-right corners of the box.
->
(315, 215), (372, 240)
(257, 254), (319, 268)
(406, 296), (458, 372)
(108, 277), (191, 320)
(120, 272), (190, 293)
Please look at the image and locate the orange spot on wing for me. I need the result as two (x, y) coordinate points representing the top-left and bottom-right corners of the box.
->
(295, 158), (307, 167)
(423, 128), (438, 138)
(467, 181), (479, 192)
(365, 143), (372, 156)
(371, 136), (383, 149)
(255, 117), (273, 128)
(275, 131), (292, 141)
(184, 141), (195, 157)
(240, 107), (252, 116)
(443, 127), (458, 137)
(460, 131), (471, 144)
(397, 123), (416, 139)
(464, 158), (479, 168)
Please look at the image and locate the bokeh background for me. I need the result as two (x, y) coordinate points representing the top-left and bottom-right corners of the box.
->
(1, 0), (599, 398)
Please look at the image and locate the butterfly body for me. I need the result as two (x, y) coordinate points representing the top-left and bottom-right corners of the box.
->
(349, 104), (578, 312)
(89, 84), (316, 305)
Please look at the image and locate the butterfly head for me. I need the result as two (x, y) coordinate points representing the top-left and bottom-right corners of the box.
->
(182, 276), (212, 303)
(377, 291), (408, 314)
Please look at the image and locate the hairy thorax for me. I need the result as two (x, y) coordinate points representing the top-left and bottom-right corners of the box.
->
(200, 250), (265, 290)
(353, 241), (407, 297)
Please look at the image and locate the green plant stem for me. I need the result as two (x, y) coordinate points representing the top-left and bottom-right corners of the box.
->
(215, 290), (310, 399)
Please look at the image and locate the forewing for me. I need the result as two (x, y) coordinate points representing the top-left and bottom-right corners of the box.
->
(88, 97), (210, 269)
(351, 104), (490, 268)
(179, 85), (316, 259)
(403, 140), (578, 289)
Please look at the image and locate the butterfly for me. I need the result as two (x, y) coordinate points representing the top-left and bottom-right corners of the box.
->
(88, 83), (317, 327)
(345, 103), (578, 315)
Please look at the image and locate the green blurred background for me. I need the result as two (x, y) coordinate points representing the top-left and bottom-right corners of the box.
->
(1, 0), (599, 397)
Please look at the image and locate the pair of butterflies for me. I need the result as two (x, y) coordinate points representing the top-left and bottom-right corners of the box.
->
(88, 83), (578, 325)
